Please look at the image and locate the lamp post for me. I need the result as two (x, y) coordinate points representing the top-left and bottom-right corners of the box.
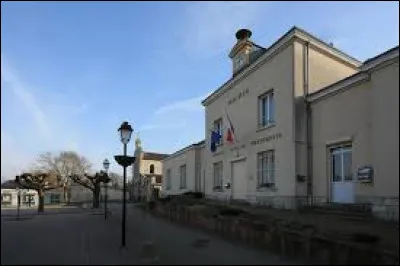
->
(16, 187), (21, 220)
(114, 121), (135, 248)
(103, 158), (110, 220)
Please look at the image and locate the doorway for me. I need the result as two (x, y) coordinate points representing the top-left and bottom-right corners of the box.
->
(330, 145), (354, 203)
(231, 159), (247, 200)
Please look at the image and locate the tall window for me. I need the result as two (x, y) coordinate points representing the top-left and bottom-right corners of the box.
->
(259, 90), (275, 127)
(213, 161), (223, 190)
(213, 118), (223, 145)
(180, 165), (187, 189)
(331, 146), (352, 182)
(149, 164), (155, 174)
(165, 169), (171, 190)
(257, 150), (275, 187)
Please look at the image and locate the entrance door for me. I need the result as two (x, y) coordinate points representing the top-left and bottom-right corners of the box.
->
(330, 146), (354, 203)
(231, 160), (247, 200)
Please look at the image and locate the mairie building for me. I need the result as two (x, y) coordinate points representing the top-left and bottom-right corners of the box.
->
(161, 26), (399, 220)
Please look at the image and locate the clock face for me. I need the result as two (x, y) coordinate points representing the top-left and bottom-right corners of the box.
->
(236, 56), (244, 68)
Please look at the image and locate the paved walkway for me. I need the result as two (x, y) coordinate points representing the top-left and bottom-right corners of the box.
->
(1, 203), (299, 265)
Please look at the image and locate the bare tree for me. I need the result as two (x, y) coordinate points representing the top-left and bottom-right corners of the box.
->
(108, 172), (123, 189)
(69, 171), (110, 208)
(15, 172), (61, 212)
(32, 151), (92, 203)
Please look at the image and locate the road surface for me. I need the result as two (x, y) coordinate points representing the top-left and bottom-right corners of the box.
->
(1, 203), (299, 265)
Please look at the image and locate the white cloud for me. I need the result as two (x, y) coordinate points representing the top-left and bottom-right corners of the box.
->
(1, 131), (36, 180)
(137, 92), (210, 134)
(65, 141), (80, 152)
(181, 1), (273, 57)
(138, 121), (188, 132)
(1, 55), (52, 138)
(154, 94), (206, 115)
(1, 55), (90, 179)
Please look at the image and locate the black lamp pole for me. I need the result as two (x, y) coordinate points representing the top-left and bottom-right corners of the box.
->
(16, 188), (21, 221)
(103, 158), (110, 220)
(122, 143), (127, 246)
(114, 121), (135, 248)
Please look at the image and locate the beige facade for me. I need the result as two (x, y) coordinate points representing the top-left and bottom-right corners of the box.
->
(161, 140), (204, 196)
(309, 47), (399, 214)
(161, 26), (398, 219)
(131, 138), (169, 200)
(202, 27), (360, 207)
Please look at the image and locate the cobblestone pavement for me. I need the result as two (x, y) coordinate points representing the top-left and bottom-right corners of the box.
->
(1, 203), (299, 265)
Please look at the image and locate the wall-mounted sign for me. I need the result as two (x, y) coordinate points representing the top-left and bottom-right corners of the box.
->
(357, 166), (373, 183)
(228, 88), (250, 105)
(230, 144), (246, 152)
(212, 151), (224, 157)
(251, 133), (282, 145)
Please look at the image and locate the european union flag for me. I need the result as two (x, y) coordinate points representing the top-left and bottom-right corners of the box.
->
(210, 130), (222, 153)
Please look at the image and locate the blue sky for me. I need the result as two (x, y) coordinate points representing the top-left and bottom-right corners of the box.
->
(1, 1), (399, 179)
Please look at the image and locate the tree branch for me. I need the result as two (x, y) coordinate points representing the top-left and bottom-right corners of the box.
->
(70, 175), (94, 191)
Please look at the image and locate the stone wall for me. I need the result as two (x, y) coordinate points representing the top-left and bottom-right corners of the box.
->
(147, 199), (399, 265)
(356, 196), (399, 221)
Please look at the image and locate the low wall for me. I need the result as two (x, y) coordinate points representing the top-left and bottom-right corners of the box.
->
(355, 196), (399, 222)
(147, 200), (399, 265)
(207, 194), (399, 222)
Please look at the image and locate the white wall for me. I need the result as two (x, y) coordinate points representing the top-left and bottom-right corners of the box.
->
(1, 189), (39, 207)
(162, 144), (205, 196)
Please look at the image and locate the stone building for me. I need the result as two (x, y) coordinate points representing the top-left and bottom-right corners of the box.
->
(131, 137), (169, 201)
(162, 26), (399, 220)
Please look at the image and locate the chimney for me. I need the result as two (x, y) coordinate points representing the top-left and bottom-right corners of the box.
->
(235, 29), (252, 41)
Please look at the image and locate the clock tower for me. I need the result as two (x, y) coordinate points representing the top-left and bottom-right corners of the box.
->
(229, 29), (265, 76)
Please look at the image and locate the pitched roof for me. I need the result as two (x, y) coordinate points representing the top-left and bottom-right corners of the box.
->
(308, 45), (399, 103)
(1, 180), (23, 189)
(142, 152), (170, 161)
(202, 26), (362, 106)
(363, 45), (399, 65)
(162, 139), (205, 161)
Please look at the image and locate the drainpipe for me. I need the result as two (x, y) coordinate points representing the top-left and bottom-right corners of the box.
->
(304, 41), (313, 204)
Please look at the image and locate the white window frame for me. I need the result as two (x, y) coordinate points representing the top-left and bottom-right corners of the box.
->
(257, 150), (275, 187)
(330, 145), (353, 183)
(213, 118), (223, 146)
(180, 165), (187, 189)
(258, 90), (275, 127)
(213, 161), (223, 190)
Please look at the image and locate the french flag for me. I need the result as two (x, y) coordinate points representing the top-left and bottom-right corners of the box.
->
(226, 112), (235, 144)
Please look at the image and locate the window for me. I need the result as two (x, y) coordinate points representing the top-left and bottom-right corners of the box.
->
(331, 146), (352, 182)
(259, 90), (275, 127)
(149, 164), (155, 174)
(166, 169), (171, 189)
(213, 161), (223, 190)
(180, 165), (187, 189)
(22, 194), (36, 206)
(213, 118), (223, 145)
(50, 194), (60, 204)
(257, 150), (275, 187)
(1, 193), (12, 206)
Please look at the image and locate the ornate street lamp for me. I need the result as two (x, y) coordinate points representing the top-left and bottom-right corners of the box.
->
(103, 158), (111, 220)
(114, 121), (135, 248)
